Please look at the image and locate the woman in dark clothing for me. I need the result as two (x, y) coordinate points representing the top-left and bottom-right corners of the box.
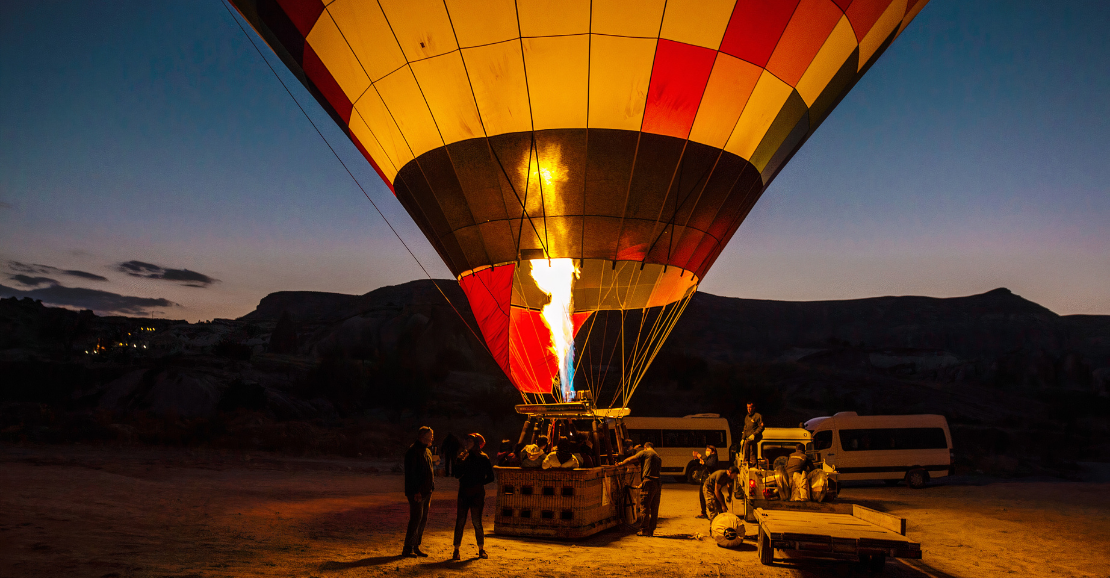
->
(452, 432), (495, 560)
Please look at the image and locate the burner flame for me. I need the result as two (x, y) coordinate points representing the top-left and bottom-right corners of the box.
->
(529, 258), (579, 402)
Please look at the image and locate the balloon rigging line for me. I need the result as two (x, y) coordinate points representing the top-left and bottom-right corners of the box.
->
(219, 0), (502, 381)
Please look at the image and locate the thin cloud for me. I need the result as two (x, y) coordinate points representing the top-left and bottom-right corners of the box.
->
(0, 201), (12, 209)
(117, 260), (218, 288)
(63, 269), (109, 282)
(9, 274), (58, 287)
(6, 261), (108, 282)
(0, 283), (176, 316)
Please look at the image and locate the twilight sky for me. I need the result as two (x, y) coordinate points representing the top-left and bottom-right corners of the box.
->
(1, 0), (1107, 321)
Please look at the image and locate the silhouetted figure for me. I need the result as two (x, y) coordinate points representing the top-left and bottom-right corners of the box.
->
(440, 433), (461, 476)
(403, 426), (435, 558)
(452, 433), (494, 560)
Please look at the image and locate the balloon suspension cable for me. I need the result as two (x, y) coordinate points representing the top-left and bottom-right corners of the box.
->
(218, 0), (514, 396)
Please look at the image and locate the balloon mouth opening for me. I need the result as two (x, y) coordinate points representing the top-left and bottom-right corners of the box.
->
(529, 258), (580, 402)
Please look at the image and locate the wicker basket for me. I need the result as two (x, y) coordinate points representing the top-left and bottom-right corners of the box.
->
(493, 464), (641, 538)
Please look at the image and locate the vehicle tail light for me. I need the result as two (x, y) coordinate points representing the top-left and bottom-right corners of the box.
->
(748, 478), (756, 497)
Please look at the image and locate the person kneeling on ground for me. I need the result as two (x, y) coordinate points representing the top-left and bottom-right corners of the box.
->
(702, 466), (739, 521)
(453, 433), (494, 560)
(786, 443), (813, 501)
(542, 438), (580, 469)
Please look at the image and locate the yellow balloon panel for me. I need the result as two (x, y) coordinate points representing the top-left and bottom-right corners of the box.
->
(591, 0), (665, 38)
(517, 0), (590, 37)
(724, 71), (793, 161)
(304, 13), (369, 103)
(348, 108), (399, 181)
(461, 41), (533, 136)
(410, 52), (485, 144)
(352, 88), (414, 171)
(326, 0), (405, 83)
(522, 35), (589, 131)
(375, 66), (444, 159)
(446, 0), (519, 47)
(795, 16), (857, 107)
(588, 35), (655, 132)
(658, 0), (735, 50)
(378, 0), (458, 62)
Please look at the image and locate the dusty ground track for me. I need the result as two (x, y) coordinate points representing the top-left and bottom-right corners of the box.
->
(2, 446), (1108, 578)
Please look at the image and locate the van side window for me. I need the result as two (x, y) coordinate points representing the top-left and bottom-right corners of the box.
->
(813, 430), (833, 450)
(627, 429), (662, 448)
(840, 428), (947, 451)
(660, 429), (727, 448)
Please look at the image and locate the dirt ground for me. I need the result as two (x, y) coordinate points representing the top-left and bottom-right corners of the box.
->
(2, 445), (1108, 578)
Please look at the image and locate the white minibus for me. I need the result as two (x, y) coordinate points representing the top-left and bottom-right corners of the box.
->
(803, 412), (954, 488)
(623, 414), (732, 482)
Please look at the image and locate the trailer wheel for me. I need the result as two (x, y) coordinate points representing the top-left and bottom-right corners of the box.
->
(758, 529), (773, 566)
(906, 468), (928, 489)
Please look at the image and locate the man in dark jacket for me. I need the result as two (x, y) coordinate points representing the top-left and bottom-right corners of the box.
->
(740, 402), (764, 465)
(452, 433), (495, 560)
(403, 426), (435, 557)
(694, 445), (720, 518)
(618, 442), (662, 537)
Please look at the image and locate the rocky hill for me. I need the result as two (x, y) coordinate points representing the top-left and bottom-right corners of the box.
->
(2, 283), (1108, 476)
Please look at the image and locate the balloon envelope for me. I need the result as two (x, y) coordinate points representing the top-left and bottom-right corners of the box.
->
(232, 0), (928, 397)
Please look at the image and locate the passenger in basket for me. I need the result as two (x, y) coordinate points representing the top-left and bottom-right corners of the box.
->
(542, 438), (580, 469)
(495, 439), (517, 466)
(520, 435), (549, 468)
(452, 433), (495, 561)
(695, 445), (721, 518)
(618, 442), (663, 537)
(786, 443), (813, 502)
(702, 466), (739, 521)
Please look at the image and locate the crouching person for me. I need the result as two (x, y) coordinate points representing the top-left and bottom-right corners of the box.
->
(786, 443), (813, 501)
(453, 433), (494, 560)
(702, 466), (739, 520)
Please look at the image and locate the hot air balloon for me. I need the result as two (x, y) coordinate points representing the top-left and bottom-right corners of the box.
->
(229, 0), (929, 410)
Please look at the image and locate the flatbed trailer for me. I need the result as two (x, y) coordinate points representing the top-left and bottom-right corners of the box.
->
(753, 502), (921, 572)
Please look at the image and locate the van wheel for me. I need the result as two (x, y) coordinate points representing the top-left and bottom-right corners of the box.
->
(684, 461), (705, 485)
(906, 469), (928, 489)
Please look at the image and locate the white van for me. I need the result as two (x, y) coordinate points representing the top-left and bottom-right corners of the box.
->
(623, 414), (732, 482)
(803, 412), (954, 488)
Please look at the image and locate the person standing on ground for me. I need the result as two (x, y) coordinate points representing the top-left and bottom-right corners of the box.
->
(702, 466), (739, 521)
(403, 426), (435, 558)
(452, 433), (494, 561)
(618, 441), (663, 537)
(740, 402), (764, 465)
(694, 445), (720, 518)
(440, 432), (461, 476)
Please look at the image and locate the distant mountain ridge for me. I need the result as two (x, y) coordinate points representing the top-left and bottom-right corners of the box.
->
(237, 282), (1110, 372)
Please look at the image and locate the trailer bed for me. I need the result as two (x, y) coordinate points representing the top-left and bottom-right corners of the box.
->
(754, 503), (921, 569)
